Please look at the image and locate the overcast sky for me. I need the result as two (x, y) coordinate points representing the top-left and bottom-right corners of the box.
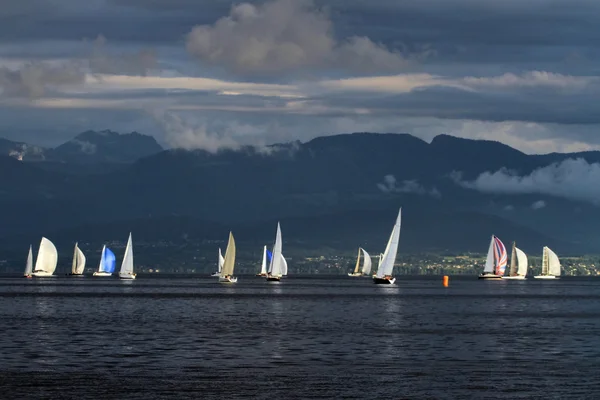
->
(1, 0), (600, 152)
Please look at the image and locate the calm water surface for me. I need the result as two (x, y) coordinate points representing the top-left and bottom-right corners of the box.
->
(1, 275), (599, 399)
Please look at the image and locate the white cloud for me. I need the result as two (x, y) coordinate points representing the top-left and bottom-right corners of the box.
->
(186, 0), (412, 75)
(454, 158), (600, 205)
(463, 71), (597, 92)
(84, 74), (303, 97)
(531, 200), (547, 210)
(152, 110), (241, 153)
(377, 174), (440, 198)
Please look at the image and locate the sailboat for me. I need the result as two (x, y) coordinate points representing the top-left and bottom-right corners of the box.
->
(93, 245), (116, 276)
(348, 248), (372, 277)
(119, 232), (136, 279)
(211, 248), (224, 277)
(32, 237), (58, 277)
(219, 232), (238, 283)
(502, 241), (528, 280)
(256, 245), (271, 277)
(23, 245), (33, 278)
(373, 208), (402, 285)
(267, 222), (283, 282)
(478, 235), (508, 279)
(534, 246), (561, 279)
(68, 242), (86, 276)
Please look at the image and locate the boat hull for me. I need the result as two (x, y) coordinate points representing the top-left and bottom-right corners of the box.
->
(218, 276), (238, 283)
(93, 271), (113, 277)
(119, 273), (136, 280)
(478, 273), (503, 280)
(502, 275), (526, 280)
(23, 275), (32, 279)
(32, 271), (54, 277)
(211, 272), (220, 277)
(255, 273), (267, 277)
(373, 277), (396, 285)
(67, 273), (84, 277)
(266, 275), (281, 282)
(347, 272), (362, 277)
(533, 275), (559, 279)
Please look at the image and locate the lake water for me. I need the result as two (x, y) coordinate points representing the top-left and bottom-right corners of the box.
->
(1, 275), (599, 399)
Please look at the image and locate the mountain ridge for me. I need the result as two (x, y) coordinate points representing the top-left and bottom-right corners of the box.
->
(0, 130), (163, 165)
(0, 132), (598, 253)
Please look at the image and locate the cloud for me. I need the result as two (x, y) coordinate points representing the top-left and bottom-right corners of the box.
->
(0, 61), (85, 98)
(531, 200), (546, 210)
(0, 36), (159, 99)
(463, 71), (598, 92)
(72, 139), (97, 154)
(152, 110), (242, 153)
(453, 158), (600, 205)
(186, 0), (413, 76)
(503, 204), (515, 211)
(88, 35), (157, 76)
(377, 174), (440, 198)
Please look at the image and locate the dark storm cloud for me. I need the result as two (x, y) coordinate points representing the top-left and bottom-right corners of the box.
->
(90, 0), (600, 72)
(3, 0), (600, 153)
(6, 0), (600, 71)
(329, 88), (600, 124)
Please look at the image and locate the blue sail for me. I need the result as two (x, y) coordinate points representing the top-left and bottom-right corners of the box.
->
(267, 250), (273, 264)
(100, 247), (116, 273)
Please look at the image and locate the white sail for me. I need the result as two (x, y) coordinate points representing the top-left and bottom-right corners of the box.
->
(376, 253), (383, 272)
(72, 243), (86, 274)
(260, 245), (268, 274)
(98, 245), (106, 272)
(220, 232), (236, 277)
(361, 248), (372, 275)
(542, 246), (550, 275)
(375, 208), (402, 278)
(280, 254), (288, 275)
(547, 247), (561, 276)
(353, 248), (361, 274)
(24, 246), (33, 276)
(483, 236), (495, 274)
(119, 233), (134, 275)
(33, 237), (58, 275)
(218, 248), (224, 273)
(269, 222), (283, 276)
(508, 242), (517, 276)
(515, 247), (528, 276)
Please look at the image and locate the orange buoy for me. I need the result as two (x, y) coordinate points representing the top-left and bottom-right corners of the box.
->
(443, 275), (449, 287)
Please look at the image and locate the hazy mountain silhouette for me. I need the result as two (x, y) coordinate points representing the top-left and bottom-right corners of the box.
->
(0, 132), (598, 253)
